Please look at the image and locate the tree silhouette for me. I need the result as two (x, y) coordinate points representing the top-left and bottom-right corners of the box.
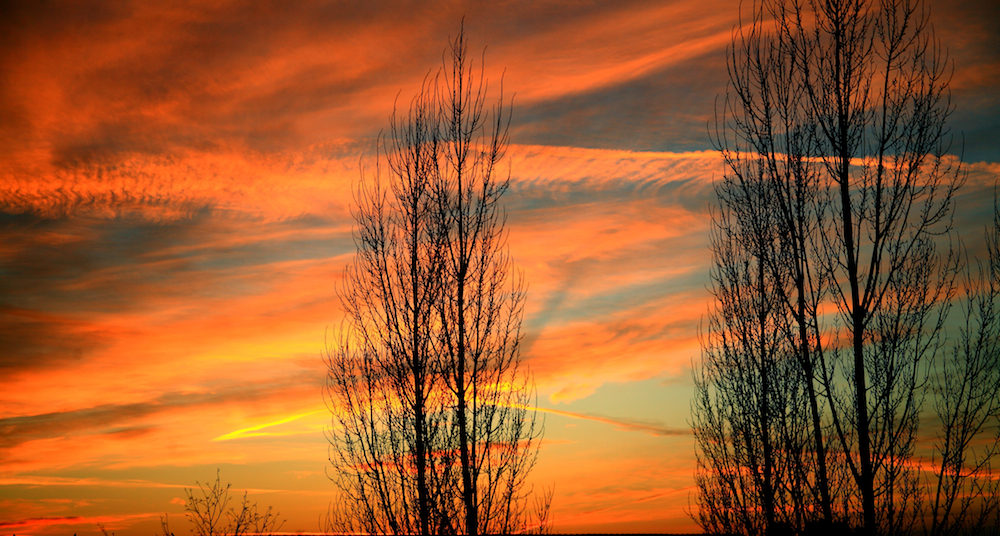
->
(799, 0), (959, 530)
(693, 195), (810, 535)
(927, 206), (1000, 536)
(691, 0), (1000, 534)
(325, 26), (543, 536)
(156, 471), (284, 536)
(433, 29), (542, 536)
(325, 68), (453, 536)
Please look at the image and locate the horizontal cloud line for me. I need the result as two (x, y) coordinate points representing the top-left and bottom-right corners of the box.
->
(505, 403), (690, 437)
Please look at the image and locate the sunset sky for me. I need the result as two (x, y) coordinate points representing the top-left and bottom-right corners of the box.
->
(1, 1), (998, 534)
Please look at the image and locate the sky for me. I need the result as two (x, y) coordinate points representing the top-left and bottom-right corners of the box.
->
(1, 1), (998, 534)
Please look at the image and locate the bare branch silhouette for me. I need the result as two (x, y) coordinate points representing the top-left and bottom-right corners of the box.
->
(928, 201), (1000, 536)
(324, 24), (544, 536)
(157, 470), (284, 536)
(691, 0), (999, 535)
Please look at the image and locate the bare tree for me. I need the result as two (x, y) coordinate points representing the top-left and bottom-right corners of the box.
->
(693, 167), (817, 536)
(433, 28), (542, 536)
(927, 205), (1000, 536)
(719, 0), (841, 524)
(703, 2), (841, 530)
(795, 0), (961, 532)
(325, 71), (451, 536)
(695, 0), (972, 534)
(157, 471), (284, 536)
(325, 26), (543, 536)
(698, 0), (852, 531)
(531, 485), (556, 535)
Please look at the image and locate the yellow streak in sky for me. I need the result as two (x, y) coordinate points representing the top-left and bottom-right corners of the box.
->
(212, 409), (324, 441)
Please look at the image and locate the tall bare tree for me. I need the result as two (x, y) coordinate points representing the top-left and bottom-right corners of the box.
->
(434, 28), (541, 536)
(694, 0), (977, 534)
(705, 1), (838, 529)
(325, 26), (543, 536)
(693, 195), (812, 535)
(796, 0), (960, 532)
(325, 73), (451, 536)
(927, 205), (1000, 536)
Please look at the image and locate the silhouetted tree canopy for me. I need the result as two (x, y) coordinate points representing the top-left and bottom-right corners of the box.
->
(693, 0), (999, 534)
(324, 26), (545, 536)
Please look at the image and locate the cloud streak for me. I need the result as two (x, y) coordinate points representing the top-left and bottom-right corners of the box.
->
(524, 404), (690, 437)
